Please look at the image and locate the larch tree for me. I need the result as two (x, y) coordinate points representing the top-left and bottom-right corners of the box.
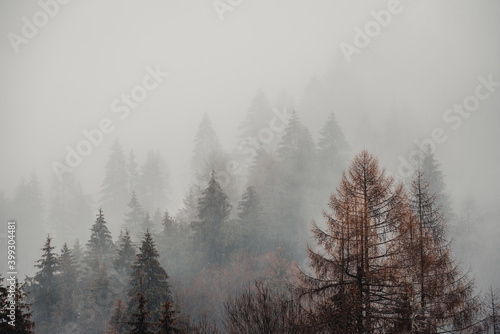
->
(127, 231), (172, 324)
(191, 171), (232, 264)
(297, 150), (408, 333)
(484, 286), (500, 334)
(402, 169), (482, 333)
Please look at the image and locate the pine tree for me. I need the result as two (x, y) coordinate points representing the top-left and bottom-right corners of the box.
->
(156, 300), (180, 334)
(191, 171), (232, 264)
(106, 298), (129, 334)
(58, 243), (79, 327)
(138, 150), (168, 214)
(29, 235), (59, 333)
(86, 208), (115, 266)
(100, 138), (129, 224)
(141, 212), (155, 237)
(0, 277), (35, 333)
(124, 191), (146, 241)
(298, 151), (408, 333)
(128, 231), (172, 324)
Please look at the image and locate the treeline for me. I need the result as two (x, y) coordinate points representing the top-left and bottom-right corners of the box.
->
(1, 86), (499, 333)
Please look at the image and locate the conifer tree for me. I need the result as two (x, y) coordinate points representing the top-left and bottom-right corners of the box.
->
(128, 149), (140, 193)
(156, 300), (180, 334)
(141, 212), (155, 237)
(106, 298), (129, 334)
(400, 169), (482, 333)
(113, 230), (136, 277)
(128, 292), (154, 334)
(100, 138), (129, 224)
(138, 150), (168, 214)
(30, 235), (59, 333)
(128, 231), (172, 324)
(58, 243), (79, 326)
(298, 151), (408, 333)
(124, 191), (146, 240)
(485, 286), (500, 334)
(191, 171), (232, 264)
(237, 186), (264, 254)
(86, 208), (115, 266)
(0, 277), (35, 333)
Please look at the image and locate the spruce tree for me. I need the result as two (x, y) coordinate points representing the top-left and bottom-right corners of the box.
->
(30, 235), (59, 333)
(123, 191), (146, 241)
(128, 149), (140, 193)
(0, 277), (35, 333)
(113, 230), (136, 277)
(156, 300), (179, 334)
(58, 243), (79, 327)
(237, 186), (264, 254)
(128, 292), (154, 334)
(106, 298), (129, 334)
(100, 138), (129, 224)
(138, 150), (168, 214)
(86, 208), (115, 266)
(191, 171), (232, 264)
(127, 231), (172, 324)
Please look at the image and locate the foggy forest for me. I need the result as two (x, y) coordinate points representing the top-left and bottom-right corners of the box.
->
(1, 1), (499, 333)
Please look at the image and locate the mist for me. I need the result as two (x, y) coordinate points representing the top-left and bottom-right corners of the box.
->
(1, 1), (499, 333)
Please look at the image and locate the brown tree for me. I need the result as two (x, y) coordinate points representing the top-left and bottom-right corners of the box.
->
(297, 150), (407, 333)
(400, 169), (482, 333)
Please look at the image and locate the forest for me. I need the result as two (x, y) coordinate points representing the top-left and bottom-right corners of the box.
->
(1, 89), (499, 333)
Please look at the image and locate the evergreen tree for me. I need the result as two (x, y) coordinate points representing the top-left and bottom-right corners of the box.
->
(237, 186), (264, 254)
(72, 239), (84, 267)
(128, 149), (140, 193)
(123, 191), (146, 241)
(141, 212), (155, 237)
(86, 208), (115, 266)
(48, 173), (93, 244)
(191, 171), (232, 264)
(30, 235), (59, 333)
(0, 277), (35, 333)
(191, 113), (225, 185)
(100, 138), (129, 225)
(106, 298), (129, 334)
(316, 112), (349, 199)
(156, 300), (180, 334)
(113, 230), (136, 277)
(138, 150), (168, 214)
(128, 231), (172, 324)
(58, 243), (79, 327)
(127, 292), (154, 334)
(421, 147), (453, 221)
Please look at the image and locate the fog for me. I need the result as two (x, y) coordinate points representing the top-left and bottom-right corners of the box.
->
(1, 1), (499, 332)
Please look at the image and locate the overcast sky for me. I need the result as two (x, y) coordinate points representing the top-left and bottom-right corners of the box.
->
(1, 0), (499, 213)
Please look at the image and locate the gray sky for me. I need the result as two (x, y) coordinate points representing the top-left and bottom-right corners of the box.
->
(1, 0), (499, 213)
